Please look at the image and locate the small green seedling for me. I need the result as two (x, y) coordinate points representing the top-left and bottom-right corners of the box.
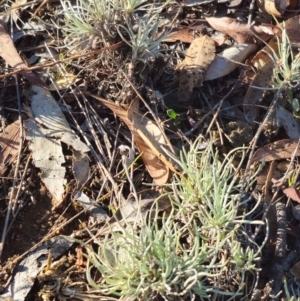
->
(167, 109), (178, 119)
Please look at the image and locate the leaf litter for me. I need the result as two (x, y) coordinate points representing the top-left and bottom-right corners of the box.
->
(1, 1), (300, 300)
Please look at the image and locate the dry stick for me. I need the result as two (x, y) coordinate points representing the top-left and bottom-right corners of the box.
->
(1, 184), (121, 270)
(11, 155), (32, 215)
(245, 84), (286, 172)
(30, 0), (50, 20)
(183, 86), (235, 137)
(248, 0), (256, 25)
(270, 197), (286, 300)
(111, 57), (176, 155)
(0, 75), (24, 259)
(204, 84), (236, 136)
(44, 44), (124, 204)
(0, 41), (124, 79)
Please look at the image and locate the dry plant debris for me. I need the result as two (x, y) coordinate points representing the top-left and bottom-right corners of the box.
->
(0, 120), (20, 175)
(1, 1), (300, 300)
(176, 35), (215, 102)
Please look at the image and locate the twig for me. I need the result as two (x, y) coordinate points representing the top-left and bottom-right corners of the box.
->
(43, 40), (124, 203)
(248, 0), (256, 25)
(0, 41), (124, 79)
(245, 84), (286, 172)
(11, 155), (32, 215)
(270, 197), (286, 300)
(109, 56), (176, 156)
(0, 75), (23, 259)
(183, 86), (235, 137)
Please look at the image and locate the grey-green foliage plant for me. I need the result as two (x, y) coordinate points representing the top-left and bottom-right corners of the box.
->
(81, 137), (265, 300)
(117, 14), (168, 60)
(61, 0), (169, 59)
(61, 0), (121, 42)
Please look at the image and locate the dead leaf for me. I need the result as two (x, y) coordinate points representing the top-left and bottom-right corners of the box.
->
(243, 60), (274, 124)
(251, 139), (300, 163)
(27, 86), (90, 153)
(0, 21), (46, 87)
(205, 44), (257, 81)
(88, 94), (177, 184)
(72, 150), (90, 189)
(26, 118), (67, 204)
(285, 15), (300, 47)
(242, 34), (279, 124)
(110, 194), (171, 224)
(25, 86), (89, 205)
(2, 236), (73, 301)
(10, 0), (28, 27)
(283, 187), (300, 203)
(205, 17), (275, 44)
(276, 106), (300, 139)
(162, 28), (195, 43)
(271, 178), (300, 203)
(75, 246), (85, 266)
(0, 120), (21, 175)
(73, 191), (108, 224)
(250, 37), (278, 70)
(176, 36), (215, 102)
(264, 0), (287, 17)
(97, 193), (172, 236)
(242, 16), (300, 124)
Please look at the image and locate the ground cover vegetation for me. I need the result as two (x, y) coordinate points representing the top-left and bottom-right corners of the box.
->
(0, 0), (300, 300)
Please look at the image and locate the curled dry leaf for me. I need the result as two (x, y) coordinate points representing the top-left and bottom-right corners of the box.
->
(205, 44), (257, 81)
(162, 28), (195, 43)
(176, 36), (215, 102)
(243, 38), (278, 123)
(250, 38), (278, 70)
(205, 17), (275, 44)
(0, 120), (21, 175)
(243, 15), (300, 124)
(25, 86), (89, 205)
(2, 236), (73, 301)
(88, 93), (177, 184)
(0, 21), (46, 87)
(271, 178), (300, 203)
(251, 139), (300, 163)
(285, 15), (300, 47)
(283, 187), (300, 203)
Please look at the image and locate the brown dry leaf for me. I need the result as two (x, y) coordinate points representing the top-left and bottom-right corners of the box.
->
(251, 139), (300, 163)
(243, 37), (278, 124)
(162, 28), (195, 43)
(271, 178), (300, 203)
(0, 21), (46, 87)
(75, 246), (85, 266)
(251, 37), (278, 70)
(128, 99), (177, 182)
(283, 187), (300, 203)
(88, 94), (176, 184)
(285, 15), (300, 47)
(205, 17), (276, 44)
(176, 36), (215, 102)
(0, 120), (21, 175)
